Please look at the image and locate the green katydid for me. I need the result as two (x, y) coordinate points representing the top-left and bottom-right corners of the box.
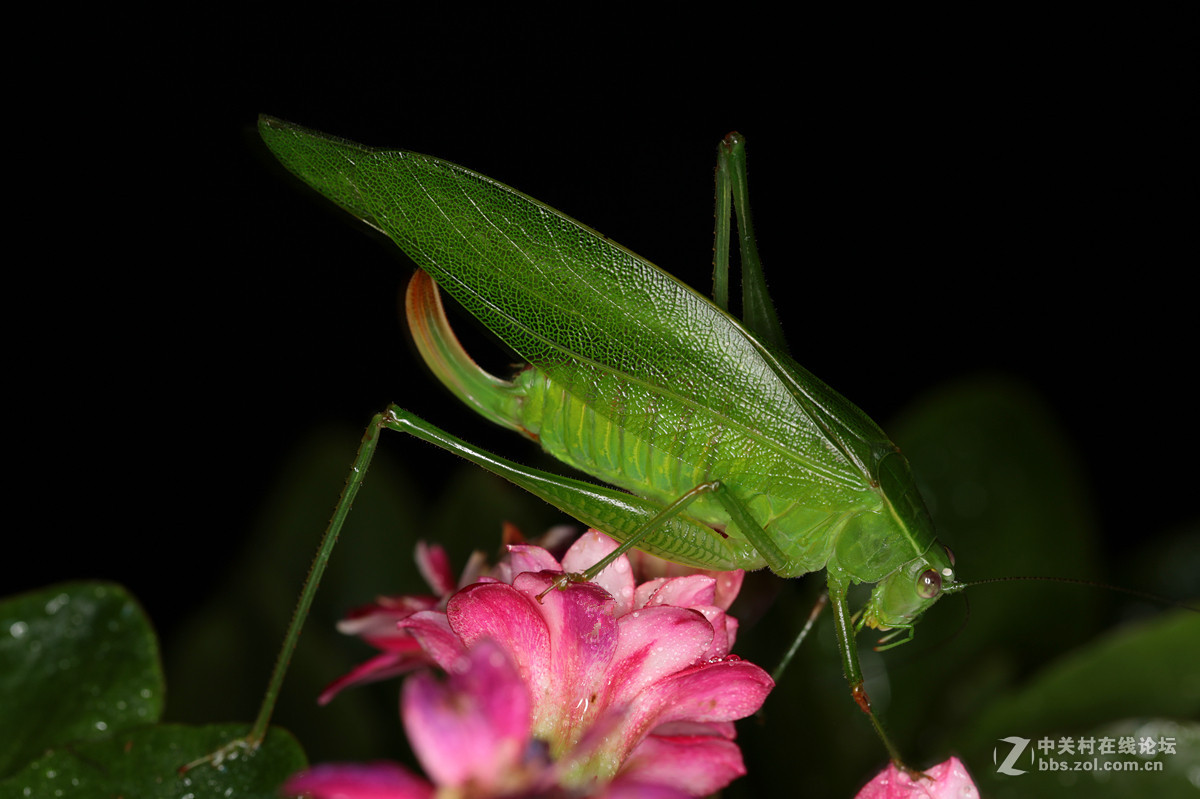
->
(253, 116), (958, 769)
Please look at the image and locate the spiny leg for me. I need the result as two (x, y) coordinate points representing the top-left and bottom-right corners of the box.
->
(191, 404), (747, 772)
(828, 573), (916, 774)
(567, 481), (725, 584)
(380, 407), (741, 572)
(713, 132), (786, 351)
(554, 476), (791, 590)
(770, 591), (829, 684)
(184, 409), (393, 770)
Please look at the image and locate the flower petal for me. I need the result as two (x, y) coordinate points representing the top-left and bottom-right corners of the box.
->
(562, 530), (638, 615)
(855, 756), (980, 799)
(415, 541), (456, 597)
(318, 648), (430, 706)
(637, 574), (716, 610)
(621, 732), (747, 796)
(708, 569), (744, 612)
(336, 595), (440, 649)
(503, 543), (565, 580)
(646, 659), (773, 725)
(398, 609), (467, 671)
(512, 573), (620, 747)
(637, 575), (740, 660)
(604, 606), (715, 708)
(613, 659), (773, 763)
(599, 778), (693, 799)
(446, 581), (553, 694)
(402, 641), (531, 789)
(282, 761), (433, 799)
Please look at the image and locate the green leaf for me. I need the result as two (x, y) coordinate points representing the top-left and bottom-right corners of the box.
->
(0, 723), (306, 799)
(0, 582), (163, 778)
(963, 611), (1200, 798)
(965, 611), (1200, 749)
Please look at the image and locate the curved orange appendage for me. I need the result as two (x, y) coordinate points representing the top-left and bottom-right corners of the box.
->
(405, 271), (529, 436)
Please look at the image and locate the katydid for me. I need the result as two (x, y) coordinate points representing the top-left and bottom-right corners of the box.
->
(254, 116), (957, 769)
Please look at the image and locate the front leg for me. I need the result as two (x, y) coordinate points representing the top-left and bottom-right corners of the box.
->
(827, 572), (917, 775)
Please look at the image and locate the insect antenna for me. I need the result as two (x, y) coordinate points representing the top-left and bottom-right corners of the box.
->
(946, 575), (1198, 613)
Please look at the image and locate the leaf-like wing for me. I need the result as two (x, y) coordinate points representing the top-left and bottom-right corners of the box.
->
(259, 117), (887, 493)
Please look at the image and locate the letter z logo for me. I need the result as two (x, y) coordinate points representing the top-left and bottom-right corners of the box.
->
(994, 736), (1031, 776)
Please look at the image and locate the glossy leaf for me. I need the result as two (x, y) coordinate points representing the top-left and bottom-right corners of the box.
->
(0, 723), (306, 799)
(966, 611), (1200, 747)
(0, 582), (163, 778)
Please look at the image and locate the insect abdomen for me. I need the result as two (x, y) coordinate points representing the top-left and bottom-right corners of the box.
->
(513, 364), (870, 575)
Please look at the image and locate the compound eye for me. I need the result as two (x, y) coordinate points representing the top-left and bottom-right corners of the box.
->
(916, 568), (942, 599)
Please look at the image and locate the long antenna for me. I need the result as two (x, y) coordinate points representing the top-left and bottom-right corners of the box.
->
(945, 575), (1198, 612)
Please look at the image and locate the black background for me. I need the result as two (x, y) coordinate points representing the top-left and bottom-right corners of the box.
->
(10, 6), (1196, 795)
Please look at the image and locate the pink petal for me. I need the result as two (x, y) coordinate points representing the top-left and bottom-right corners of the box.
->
(402, 641), (531, 789)
(648, 660), (773, 724)
(398, 610), (467, 671)
(689, 606), (734, 660)
(709, 569), (744, 611)
(336, 596), (439, 649)
(856, 757), (980, 799)
(604, 606), (715, 708)
(318, 648), (431, 706)
(599, 779), (693, 799)
(634, 575), (738, 659)
(415, 541), (456, 597)
(445, 581), (553, 696)
(504, 543), (565, 580)
(721, 614), (739, 651)
(282, 761), (433, 799)
(561, 530), (637, 615)
(614, 659), (773, 760)
(620, 732), (747, 796)
(623, 548), (744, 611)
(649, 719), (736, 739)
(637, 574), (716, 610)
(510, 573), (620, 742)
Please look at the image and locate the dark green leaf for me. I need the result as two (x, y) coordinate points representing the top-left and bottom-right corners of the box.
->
(966, 611), (1200, 748)
(0, 582), (163, 778)
(0, 723), (306, 799)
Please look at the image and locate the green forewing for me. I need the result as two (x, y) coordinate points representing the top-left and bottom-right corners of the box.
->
(259, 117), (893, 509)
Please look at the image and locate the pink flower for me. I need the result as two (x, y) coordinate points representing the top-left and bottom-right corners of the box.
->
(855, 757), (980, 799)
(286, 530), (774, 798)
(316, 541), (463, 705)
